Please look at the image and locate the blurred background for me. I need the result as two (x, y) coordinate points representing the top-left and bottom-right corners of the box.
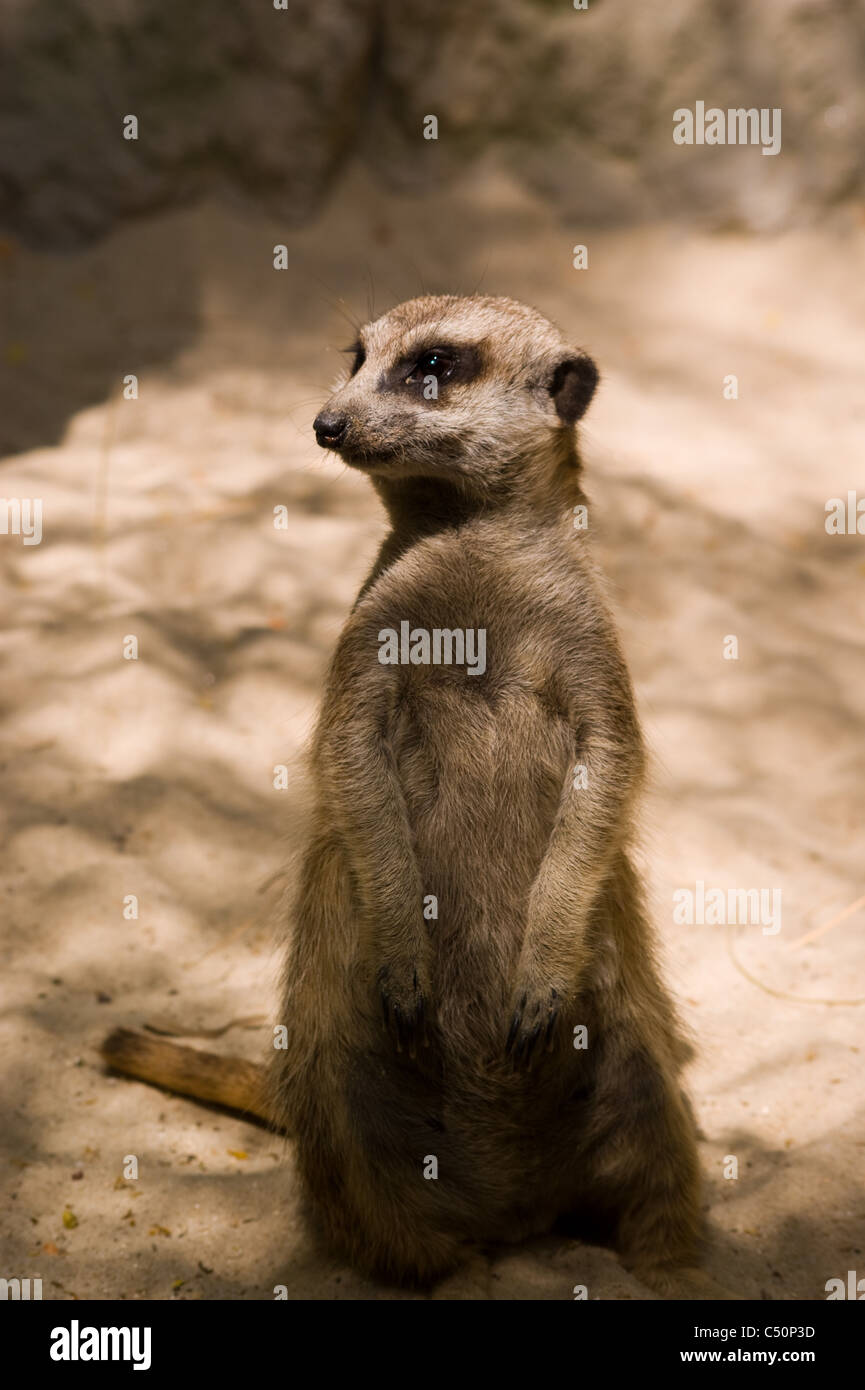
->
(0, 0), (863, 1300)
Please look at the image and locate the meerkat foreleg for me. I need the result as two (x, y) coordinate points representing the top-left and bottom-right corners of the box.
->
(505, 719), (643, 1067)
(315, 657), (429, 1055)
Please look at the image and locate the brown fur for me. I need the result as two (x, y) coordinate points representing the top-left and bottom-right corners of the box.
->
(103, 295), (722, 1297)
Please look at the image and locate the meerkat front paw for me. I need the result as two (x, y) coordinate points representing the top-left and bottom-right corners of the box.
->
(504, 980), (562, 1070)
(377, 963), (429, 1059)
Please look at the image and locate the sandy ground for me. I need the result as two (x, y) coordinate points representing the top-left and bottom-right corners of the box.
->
(1, 163), (864, 1301)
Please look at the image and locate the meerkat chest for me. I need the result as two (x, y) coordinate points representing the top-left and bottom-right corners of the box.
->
(366, 540), (584, 815)
(389, 639), (573, 838)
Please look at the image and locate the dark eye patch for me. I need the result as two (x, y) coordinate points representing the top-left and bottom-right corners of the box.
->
(342, 340), (366, 376)
(381, 343), (482, 396)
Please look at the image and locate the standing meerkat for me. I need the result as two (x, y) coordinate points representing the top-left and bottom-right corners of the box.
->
(104, 294), (719, 1298)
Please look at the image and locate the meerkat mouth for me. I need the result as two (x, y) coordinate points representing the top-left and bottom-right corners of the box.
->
(337, 444), (401, 470)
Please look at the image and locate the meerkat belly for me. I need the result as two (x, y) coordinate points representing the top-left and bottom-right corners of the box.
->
(391, 675), (572, 1019)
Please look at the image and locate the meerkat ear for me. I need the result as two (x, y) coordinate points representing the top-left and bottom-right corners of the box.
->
(549, 353), (599, 425)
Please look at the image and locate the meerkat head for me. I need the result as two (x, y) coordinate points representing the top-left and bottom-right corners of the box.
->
(313, 295), (598, 501)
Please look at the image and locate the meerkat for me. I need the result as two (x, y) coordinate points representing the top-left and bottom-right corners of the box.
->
(104, 294), (722, 1299)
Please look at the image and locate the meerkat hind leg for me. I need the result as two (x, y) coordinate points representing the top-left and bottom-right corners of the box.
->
(576, 1039), (733, 1300)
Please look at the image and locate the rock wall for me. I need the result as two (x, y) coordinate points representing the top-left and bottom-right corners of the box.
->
(2, 0), (863, 246)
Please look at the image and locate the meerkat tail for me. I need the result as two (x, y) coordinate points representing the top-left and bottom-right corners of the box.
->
(101, 1028), (275, 1128)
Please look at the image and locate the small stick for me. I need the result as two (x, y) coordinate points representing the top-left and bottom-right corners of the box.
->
(786, 891), (865, 951)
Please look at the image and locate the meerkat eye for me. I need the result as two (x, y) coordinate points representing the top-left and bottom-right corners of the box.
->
(343, 341), (365, 376)
(405, 349), (456, 385)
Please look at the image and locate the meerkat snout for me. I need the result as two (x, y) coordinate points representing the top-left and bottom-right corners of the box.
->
(313, 409), (349, 449)
(312, 294), (599, 491)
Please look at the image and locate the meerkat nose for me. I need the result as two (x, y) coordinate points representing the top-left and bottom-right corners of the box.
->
(314, 411), (349, 449)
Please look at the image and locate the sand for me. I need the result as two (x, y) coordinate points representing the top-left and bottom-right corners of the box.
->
(1, 163), (863, 1300)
